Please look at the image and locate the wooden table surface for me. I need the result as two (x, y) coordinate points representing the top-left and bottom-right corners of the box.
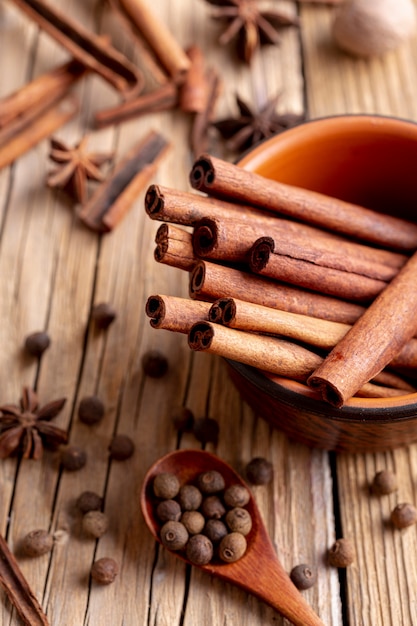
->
(1, 1), (417, 625)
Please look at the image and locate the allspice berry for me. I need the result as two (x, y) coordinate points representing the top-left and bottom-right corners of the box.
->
(290, 564), (317, 590)
(391, 502), (417, 529)
(181, 511), (205, 535)
(91, 303), (116, 330)
(142, 349), (168, 378)
(91, 557), (119, 584)
(21, 529), (53, 557)
(78, 395), (105, 425)
(76, 491), (103, 514)
(192, 417), (219, 445)
(172, 406), (194, 432)
(225, 507), (252, 536)
(186, 534), (213, 565)
(196, 470), (225, 494)
(60, 445), (87, 471)
(82, 511), (109, 538)
(224, 484), (250, 508)
(371, 469), (398, 496)
(109, 434), (135, 461)
(156, 499), (182, 522)
(178, 484), (202, 511)
(201, 495), (226, 520)
(153, 472), (180, 499)
(203, 519), (228, 544)
(328, 538), (355, 568)
(160, 520), (189, 551)
(245, 457), (273, 485)
(219, 532), (247, 563)
(24, 331), (51, 357)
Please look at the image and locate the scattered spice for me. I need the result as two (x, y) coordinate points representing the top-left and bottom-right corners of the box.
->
(290, 564), (317, 590)
(82, 511), (109, 538)
(108, 434), (135, 460)
(21, 530), (53, 558)
(205, 0), (299, 63)
(76, 491), (103, 514)
(91, 303), (117, 330)
(156, 499), (182, 522)
(24, 331), (51, 357)
(390, 503), (417, 529)
(192, 416), (219, 445)
(47, 136), (113, 204)
(91, 557), (119, 585)
(245, 457), (273, 485)
(177, 484), (203, 511)
(186, 533), (213, 565)
(160, 520), (189, 550)
(371, 469), (398, 495)
(142, 349), (169, 378)
(172, 406), (195, 432)
(196, 470), (226, 493)
(218, 531), (247, 563)
(212, 93), (304, 153)
(224, 484), (250, 508)
(78, 395), (105, 425)
(327, 538), (355, 568)
(181, 511), (206, 534)
(0, 387), (67, 460)
(225, 507), (252, 535)
(60, 445), (87, 471)
(153, 472), (181, 499)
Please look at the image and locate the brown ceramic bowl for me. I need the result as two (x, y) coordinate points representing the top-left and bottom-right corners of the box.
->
(227, 114), (417, 453)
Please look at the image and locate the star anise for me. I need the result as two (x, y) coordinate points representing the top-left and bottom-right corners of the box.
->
(47, 136), (114, 204)
(0, 387), (67, 460)
(204, 0), (299, 63)
(212, 93), (304, 152)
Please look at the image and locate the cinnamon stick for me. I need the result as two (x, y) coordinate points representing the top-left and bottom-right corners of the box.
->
(79, 130), (170, 232)
(189, 154), (417, 251)
(146, 294), (211, 333)
(190, 67), (222, 158)
(179, 46), (208, 114)
(189, 260), (366, 324)
(154, 224), (197, 271)
(0, 96), (79, 170)
(0, 533), (50, 626)
(308, 249), (417, 407)
(249, 236), (389, 303)
(11, 0), (143, 97)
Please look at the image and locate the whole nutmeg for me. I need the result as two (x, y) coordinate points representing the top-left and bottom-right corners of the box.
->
(153, 472), (180, 499)
(178, 484), (203, 511)
(371, 469), (398, 496)
(328, 538), (355, 568)
(219, 532), (247, 563)
(196, 470), (225, 494)
(225, 507), (252, 536)
(245, 457), (273, 485)
(332, 0), (417, 58)
(82, 511), (109, 538)
(224, 484), (250, 508)
(24, 331), (51, 357)
(21, 529), (53, 557)
(142, 349), (168, 378)
(156, 499), (182, 523)
(186, 534), (213, 565)
(76, 491), (103, 514)
(181, 511), (205, 535)
(60, 445), (87, 471)
(78, 395), (105, 425)
(203, 519), (228, 544)
(201, 495), (226, 520)
(391, 502), (417, 529)
(91, 557), (119, 584)
(290, 564), (317, 590)
(108, 434), (135, 461)
(160, 520), (189, 551)
(91, 302), (117, 330)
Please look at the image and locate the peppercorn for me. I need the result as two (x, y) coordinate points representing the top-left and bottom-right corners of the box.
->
(60, 445), (87, 471)
(160, 520), (189, 551)
(78, 395), (105, 425)
(156, 499), (182, 522)
(224, 484), (250, 508)
(245, 457), (273, 485)
(391, 502), (417, 529)
(181, 511), (205, 535)
(185, 534), (213, 565)
(203, 519), (228, 544)
(196, 470), (225, 494)
(91, 303), (117, 330)
(108, 434), (135, 460)
(21, 529), (53, 557)
(225, 507), (252, 536)
(192, 417), (219, 445)
(24, 331), (51, 357)
(76, 491), (103, 514)
(142, 349), (168, 378)
(328, 538), (355, 568)
(201, 495), (226, 519)
(177, 484), (203, 511)
(290, 564), (317, 590)
(82, 511), (109, 538)
(219, 532), (247, 563)
(153, 472), (180, 499)
(371, 469), (398, 495)
(91, 557), (119, 584)
(172, 406), (195, 432)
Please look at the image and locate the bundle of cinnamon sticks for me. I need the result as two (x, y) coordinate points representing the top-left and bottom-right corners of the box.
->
(145, 153), (417, 407)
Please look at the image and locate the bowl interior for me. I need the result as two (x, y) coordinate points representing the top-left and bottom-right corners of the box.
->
(235, 114), (417, 414)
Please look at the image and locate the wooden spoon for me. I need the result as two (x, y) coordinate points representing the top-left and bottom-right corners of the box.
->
(140, 449), (325, 626)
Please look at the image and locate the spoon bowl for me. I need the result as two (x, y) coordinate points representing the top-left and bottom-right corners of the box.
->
(140, 449), (325, 626)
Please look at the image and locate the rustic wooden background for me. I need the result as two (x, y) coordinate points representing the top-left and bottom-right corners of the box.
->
(1, 1), (417, 624)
